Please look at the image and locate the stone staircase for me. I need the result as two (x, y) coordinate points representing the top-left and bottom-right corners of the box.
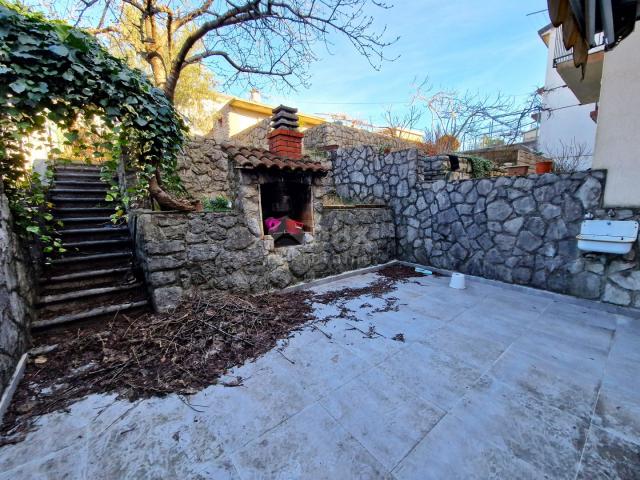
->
(34, 163), (149, 329)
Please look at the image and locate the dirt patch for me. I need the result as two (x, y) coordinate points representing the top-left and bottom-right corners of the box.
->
(377, 263), (436, 281)
(1, 264), (426, 443)
(313, 264), (426, 305)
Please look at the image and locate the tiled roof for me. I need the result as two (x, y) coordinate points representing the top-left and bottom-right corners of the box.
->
(222, 144), (328, 174)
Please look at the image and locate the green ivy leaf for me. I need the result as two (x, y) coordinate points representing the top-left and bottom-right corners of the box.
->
(26, 225), (40, 234)
(48, 44), (69, 57)
(64, 131), (79, 143)
(9, 80), (27, 93)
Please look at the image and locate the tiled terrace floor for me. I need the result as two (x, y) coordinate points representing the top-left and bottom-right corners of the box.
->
(2, 270), (640, 479)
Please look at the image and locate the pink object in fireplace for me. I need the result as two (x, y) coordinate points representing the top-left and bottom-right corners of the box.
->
(265, 217), (282, 232)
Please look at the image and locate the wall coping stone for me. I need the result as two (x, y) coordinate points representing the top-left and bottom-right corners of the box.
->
(131, 209), (237, 216)
(322, 205), (389, 210)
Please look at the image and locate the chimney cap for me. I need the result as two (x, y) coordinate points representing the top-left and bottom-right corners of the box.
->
(273, 104), (298, 115)
(272, 119), (299, 130)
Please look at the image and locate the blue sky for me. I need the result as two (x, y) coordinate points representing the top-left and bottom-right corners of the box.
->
(230, 1), (552, 128)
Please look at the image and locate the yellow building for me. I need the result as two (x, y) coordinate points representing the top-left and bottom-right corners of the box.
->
(209, 92), (326, 145)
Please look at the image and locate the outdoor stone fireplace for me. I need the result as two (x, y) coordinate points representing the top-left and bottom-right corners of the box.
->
(232, 106), (327, 247)
(227, 143), (328, 246)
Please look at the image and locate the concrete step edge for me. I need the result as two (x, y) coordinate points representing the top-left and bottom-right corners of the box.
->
(40, 267), (133, 284)
(38, 282), (142, 305)
(61, 226), (128, 235)
(49, 251), (132, 264)
(62, 238), (130, 248)
(33, 300), (149, 330)
(58, 217), (114, 223)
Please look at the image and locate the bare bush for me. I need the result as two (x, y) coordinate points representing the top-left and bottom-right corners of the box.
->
(547, 139), (592, 173)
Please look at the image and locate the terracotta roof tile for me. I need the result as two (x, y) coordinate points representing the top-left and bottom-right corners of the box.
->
(221, 143), (328, 174)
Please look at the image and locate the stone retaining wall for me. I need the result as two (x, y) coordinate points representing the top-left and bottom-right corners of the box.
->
(133, 207), (395, 311)
(332, 145), (640, 307)
(304, 123), (427, 152)
(177, 137), (233, 202)
(229, 118), (271, 150)
(0, 184), (35, 396)
(462, 144), (548, 168)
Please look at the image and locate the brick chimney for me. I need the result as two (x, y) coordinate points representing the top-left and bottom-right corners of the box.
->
(268, 105), (303, 160)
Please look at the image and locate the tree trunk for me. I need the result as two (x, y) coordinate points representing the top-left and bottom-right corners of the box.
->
(140, 14), (195, 211)
(148, 175), (202, 211)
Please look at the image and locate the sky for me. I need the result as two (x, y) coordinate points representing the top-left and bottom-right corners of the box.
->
(227, 0), (552, 129)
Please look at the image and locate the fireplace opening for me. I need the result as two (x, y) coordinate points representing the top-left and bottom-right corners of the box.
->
(260, 181), (313, 247)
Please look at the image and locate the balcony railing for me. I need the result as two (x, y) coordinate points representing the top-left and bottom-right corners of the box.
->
(553, 26), (605, 67)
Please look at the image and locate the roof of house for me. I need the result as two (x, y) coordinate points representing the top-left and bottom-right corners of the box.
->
(222, 144), (328, 174)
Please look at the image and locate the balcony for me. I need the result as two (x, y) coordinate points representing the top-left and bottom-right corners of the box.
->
(553, 27), (605, 104)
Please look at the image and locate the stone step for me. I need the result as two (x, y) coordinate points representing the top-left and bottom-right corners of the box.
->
(38, 283), (143, 306)
(50, 196), (108, 203)
(62, 238), (131, 254)
(54, 180), (106, 188)
(53, 207), (114, 219)
(48, 251), (132, 265)
(45, 251), (133, 276)
(50, 188), (108, 196)
(50, 197), (109, 209)
(41, 266), (132, 283)
(33, 300), (149, 330)
(48, 250), (132, 263)
(61, 226), (128, 235)
(38, 284), (146, 318)
(58, 216), (114, 226)
(40, 267), (135, 294)
(54, 172), (103, 180)
(54, 163), (102, 171)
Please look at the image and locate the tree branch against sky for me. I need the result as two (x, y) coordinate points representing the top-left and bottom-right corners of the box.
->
(39, 0), (398, 103)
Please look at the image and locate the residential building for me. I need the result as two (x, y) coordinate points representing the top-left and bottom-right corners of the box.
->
(544, 1), (640, 206)
(537, 24), (600, 170)
(592, 25), (640, 206)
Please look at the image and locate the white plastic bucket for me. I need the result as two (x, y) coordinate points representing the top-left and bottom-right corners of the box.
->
(449, 273), (466, 289)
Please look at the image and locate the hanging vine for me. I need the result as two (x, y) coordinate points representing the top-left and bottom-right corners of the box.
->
(0, 1), (193, 247)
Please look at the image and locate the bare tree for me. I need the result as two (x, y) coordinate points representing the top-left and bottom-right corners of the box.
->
(412, 80), (542, 150)
(547, 139), (592, 173)
(34, 0), (396, 210)
(50, 0), (397, 103)
(382, 104), (423, 138)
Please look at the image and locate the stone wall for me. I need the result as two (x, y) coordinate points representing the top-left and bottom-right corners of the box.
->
(229, 118), (271, 150)
(132, 207), (395, 311)
(177, 137), (233, 202)
(332, 145), (640, 307)
(392, 172), (610, 300)
(224, 121), (430, 154)
(331, 146), (471, 201)
(419, 155), (472, 181)
(0, 184), (35, 396)
(304, 123), (427, 152)
(462, 144), (548, 168)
